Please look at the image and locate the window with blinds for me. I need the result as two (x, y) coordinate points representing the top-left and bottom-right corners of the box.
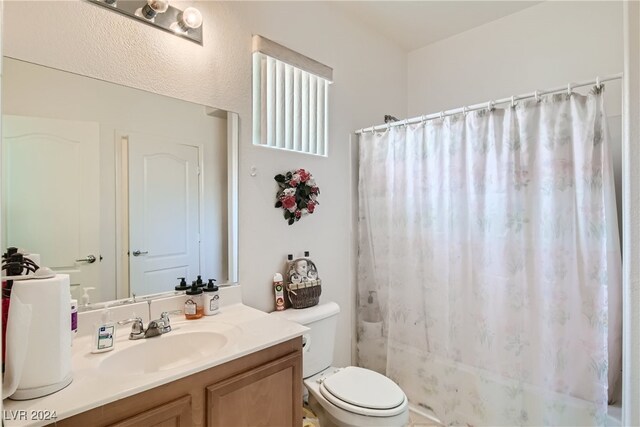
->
(252, 36), (333, 156)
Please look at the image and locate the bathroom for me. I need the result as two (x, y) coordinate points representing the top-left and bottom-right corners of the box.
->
(1, 1), (639, 426)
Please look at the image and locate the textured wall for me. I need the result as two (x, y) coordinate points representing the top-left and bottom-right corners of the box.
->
(3, 0), (407, 366)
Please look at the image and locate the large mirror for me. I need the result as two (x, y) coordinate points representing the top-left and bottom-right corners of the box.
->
(2, 57), (239, 304)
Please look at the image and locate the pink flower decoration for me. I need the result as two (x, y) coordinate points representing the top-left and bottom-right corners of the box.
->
(298, 169), (311, 182)
(307, 201), (316, 213)
(274, 169), (319, 225)
(282, 196), (296, 210)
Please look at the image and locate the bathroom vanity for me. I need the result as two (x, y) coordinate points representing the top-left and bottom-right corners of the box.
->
(3, 302), (307, 427)
(59, 338), (302, 426)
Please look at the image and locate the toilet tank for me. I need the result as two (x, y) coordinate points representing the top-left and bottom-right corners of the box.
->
(271, 302), (340, 378)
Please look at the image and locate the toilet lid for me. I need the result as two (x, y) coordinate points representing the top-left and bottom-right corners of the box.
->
(321, 367), (406, 411)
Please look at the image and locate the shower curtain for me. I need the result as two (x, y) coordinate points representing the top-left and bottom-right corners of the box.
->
(356, 89), (621, 426)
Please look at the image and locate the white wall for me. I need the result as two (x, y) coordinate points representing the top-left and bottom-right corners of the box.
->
(3, 1), (407, 367)
(408, 1), (623, 117)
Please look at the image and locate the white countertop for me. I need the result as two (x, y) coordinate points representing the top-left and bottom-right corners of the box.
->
(3, 304), (308, 426)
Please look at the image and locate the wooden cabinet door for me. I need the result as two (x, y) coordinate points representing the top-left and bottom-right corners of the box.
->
(109, 395), (192, 427)
(206, 352), (302, 427)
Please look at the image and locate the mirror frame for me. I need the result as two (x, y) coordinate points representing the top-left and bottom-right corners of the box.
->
(227, 111), (239, 284)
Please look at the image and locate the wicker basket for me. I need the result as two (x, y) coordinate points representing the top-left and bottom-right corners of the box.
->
(287, 279), (322, 309)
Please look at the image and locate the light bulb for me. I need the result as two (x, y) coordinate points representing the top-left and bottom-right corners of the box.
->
(177, 7), (203, 31)
(137, 0), (170, 20)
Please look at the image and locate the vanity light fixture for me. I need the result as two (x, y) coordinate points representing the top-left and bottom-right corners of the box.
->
(86, 0), (204, 45)
(175, 7), (203, 32)
(135, 0), (170, 21)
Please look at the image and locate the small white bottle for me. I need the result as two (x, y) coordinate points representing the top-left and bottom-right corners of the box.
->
(81, 287), (96, 307)
(91, 308), (116, 353)
(203, 279), (220, 316)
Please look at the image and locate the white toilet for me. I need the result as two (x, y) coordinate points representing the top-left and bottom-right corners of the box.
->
(272, 302), (409, 427)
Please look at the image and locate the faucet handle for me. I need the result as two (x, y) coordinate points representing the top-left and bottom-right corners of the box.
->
(159, 310), (182, 333)
(118, 317), (144, 339)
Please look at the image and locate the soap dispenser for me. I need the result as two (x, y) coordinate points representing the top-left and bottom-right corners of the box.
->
(175, 277), (189, 291)
(196, 275), (205, 288)
(184, 282), (204, 320)
(81, 287), (95, 307)
(203, 279), (219, 316)
(91, 308), (116, 353)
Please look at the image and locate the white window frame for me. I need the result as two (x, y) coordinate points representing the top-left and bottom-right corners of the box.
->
(252, 35), (333, 157)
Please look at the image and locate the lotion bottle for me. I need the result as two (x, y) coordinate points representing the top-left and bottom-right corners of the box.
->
(91, 308), (116, 353)
(184, 282), (204, 319)
(203, 279), (219, 316)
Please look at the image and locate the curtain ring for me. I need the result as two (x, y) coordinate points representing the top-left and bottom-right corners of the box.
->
(386, 122), (391, 132)
(403, 119), (408, 128)
(488, 100), (495, 112)
(421, 115), (426, 125)
(534, 90), (540, 102)
(596, 76), (604, 90)
(567, 83), (573, 97)
(511, 96), (516, 108)
(440, 111), (445, 121)
(462, 106), (468, 115)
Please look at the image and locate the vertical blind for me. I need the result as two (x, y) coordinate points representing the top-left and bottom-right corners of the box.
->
(252, 36), (332, 157)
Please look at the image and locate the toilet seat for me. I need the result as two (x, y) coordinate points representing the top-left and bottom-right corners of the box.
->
(318, 367), (407, 417)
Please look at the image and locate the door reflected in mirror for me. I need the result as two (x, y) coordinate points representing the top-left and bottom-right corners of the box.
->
(2, 57), (238, 304)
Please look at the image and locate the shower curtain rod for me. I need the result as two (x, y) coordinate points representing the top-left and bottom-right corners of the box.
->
(355, 73), (623, 135)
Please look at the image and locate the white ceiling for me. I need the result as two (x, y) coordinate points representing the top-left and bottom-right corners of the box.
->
(332, 1), (542, 51)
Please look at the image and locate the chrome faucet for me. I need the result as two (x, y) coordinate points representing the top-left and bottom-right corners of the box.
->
(143, 320), (163, 338)
(119, 311), (181, 340)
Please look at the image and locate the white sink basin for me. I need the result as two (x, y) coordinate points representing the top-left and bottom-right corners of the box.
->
(99, 331), (228, 375)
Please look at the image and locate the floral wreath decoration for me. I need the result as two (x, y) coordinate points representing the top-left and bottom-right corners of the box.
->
(274, 169), (320, 225)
